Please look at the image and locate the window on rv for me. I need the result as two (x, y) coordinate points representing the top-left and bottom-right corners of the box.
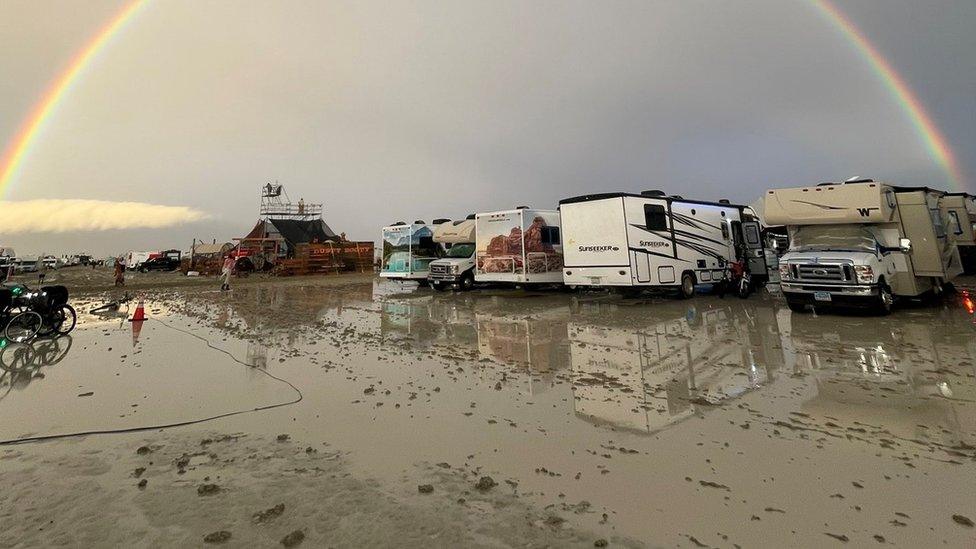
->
(446, 243), (475, 258)
(540, 226), (561, 245)
(744, 224), (761, 246)
(929, 208), (946, 238)
(644, 204), (668, 231)
(946, 211), (963, 236)
(788, 224), (879, 253)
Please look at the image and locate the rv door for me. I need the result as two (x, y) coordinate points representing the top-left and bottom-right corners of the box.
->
(741, 220), (768, 275)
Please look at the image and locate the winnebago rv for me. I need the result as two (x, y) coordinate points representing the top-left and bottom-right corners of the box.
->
(941, 193), (976, 274)
(428, 215), (478, 290)
(475, 208), (563, 285)
(380, 221), (445, 282)
(765, 180), (963, 314)
(558, 191), (764, 297)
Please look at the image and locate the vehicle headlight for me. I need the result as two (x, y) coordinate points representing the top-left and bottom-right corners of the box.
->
(778, 264), (790, 280)
(450, 265), (459, 274)
(853, 265), (874, 284)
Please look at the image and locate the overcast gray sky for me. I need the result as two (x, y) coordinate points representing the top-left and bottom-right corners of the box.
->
(1, 0), (973, 256)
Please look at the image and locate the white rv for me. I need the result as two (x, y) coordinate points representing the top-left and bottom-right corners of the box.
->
(475, 208), (563, 285)
(765, 180), (963, 314)
(559, 191), (762, 297)
(379, 220), (446, 282)
(940, 193), (976, 274)
(427, 215), (478, 290)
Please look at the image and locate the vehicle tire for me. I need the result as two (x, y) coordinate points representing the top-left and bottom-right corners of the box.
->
(875, 282), (894, 316)
(4, 311), (42, 342)
(432, 282), (447, 291)
(459, 271), (475, 291)
(677, 272), (696, 299)
(416, 279), (430, 288)
(786, 298), (806, 313)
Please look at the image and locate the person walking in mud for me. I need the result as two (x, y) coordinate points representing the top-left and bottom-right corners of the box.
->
(220, 254), (235, 291)
(114, 257), (125, 287)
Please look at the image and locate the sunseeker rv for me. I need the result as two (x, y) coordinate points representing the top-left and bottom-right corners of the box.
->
(765, 179), (963, 314)
(558, 191), (765, 297)
(941, 193), (976, 274)
(475, 208), (563, 285)
(427, 215), (478, 290)
(379, 220), (446, 282)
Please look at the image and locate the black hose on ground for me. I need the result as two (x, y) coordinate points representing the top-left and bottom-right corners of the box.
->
(0, 318), (303, 446)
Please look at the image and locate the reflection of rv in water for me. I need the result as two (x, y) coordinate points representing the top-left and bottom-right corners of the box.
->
(569, 303), (782, 433)
(475, 208), (563, 285)
(380, 221), (446, 282)
(766, 180), (963, 314)
(788, 311), (976, 447)
(475, 307), (570, 394)
(559, 191), (770, 297)
(940, 193), (976, 274)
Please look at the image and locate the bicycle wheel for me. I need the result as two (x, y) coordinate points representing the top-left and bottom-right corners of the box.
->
(4, 311), (42, 343)
(53, 304), (77, 335)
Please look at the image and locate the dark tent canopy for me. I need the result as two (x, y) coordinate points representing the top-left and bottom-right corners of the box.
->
(244, 218), (339, 256)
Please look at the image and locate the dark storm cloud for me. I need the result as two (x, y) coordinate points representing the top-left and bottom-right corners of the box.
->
(0, 0), (972, 255)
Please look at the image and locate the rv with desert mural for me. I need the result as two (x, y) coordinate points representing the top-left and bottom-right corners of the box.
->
(474, 208), (563, 285)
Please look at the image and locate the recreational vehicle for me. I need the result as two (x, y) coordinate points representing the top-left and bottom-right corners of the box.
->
(765, 179), (963, 314)
(940, 193), (976, 273)
(558, 191), (765, 297)
(474, 208), (563, 285)
(427, 215), (478, 290)
(379, 221), (445, 282)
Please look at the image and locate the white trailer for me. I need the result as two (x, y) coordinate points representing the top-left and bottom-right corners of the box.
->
(559, 191), (756, 297)
(474, 208), (563, 285)
(379, 221), (446, 282)
(765, 180), (963, 314)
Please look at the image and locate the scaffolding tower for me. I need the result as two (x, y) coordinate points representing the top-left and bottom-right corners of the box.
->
(260, 182), (322, 220)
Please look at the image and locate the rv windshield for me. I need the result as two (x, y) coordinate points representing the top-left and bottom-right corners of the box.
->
(446, 243), (475, 258)
(788, 224), (879, 253)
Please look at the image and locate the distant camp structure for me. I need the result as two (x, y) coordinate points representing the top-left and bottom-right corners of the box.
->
(234, 183), (373, 275)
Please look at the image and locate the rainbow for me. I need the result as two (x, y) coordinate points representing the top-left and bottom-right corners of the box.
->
(0, 0), (147, 198)
(811, 0), (967, 191)
(0, 0), (968, 195)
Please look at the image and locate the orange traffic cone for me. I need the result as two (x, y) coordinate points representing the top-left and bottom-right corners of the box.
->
(131, 317), (143, 346)
(128, 298), (147, 322)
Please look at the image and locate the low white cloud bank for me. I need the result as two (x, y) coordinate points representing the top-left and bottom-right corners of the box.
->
(0, 199), (208, 234)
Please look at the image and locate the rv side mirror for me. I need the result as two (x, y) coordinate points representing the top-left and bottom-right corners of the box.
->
(899, 238), (912, 254)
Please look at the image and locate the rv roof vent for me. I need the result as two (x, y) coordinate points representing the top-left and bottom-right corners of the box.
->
(413, 220), (426, 225)
(641, 190), (666, 197)
(465, 213), (476, 220)
(718, 199), (731, 204)
(452, 220), (464, 226)
(844, 176), (874, 184)
(816, 182), (836, 187)
(516, 205), (530, 209)
(671, 195), (683, 199)
(393, 221), (407, 226)
(432, 218), (450, 225)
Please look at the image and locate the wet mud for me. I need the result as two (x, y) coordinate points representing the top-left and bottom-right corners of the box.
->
(2, 274), (975, 547)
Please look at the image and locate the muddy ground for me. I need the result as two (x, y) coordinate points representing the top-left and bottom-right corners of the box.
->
(1, 270), (975, 547)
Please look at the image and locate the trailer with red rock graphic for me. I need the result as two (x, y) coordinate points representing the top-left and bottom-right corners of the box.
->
(475, 208), (563, 285)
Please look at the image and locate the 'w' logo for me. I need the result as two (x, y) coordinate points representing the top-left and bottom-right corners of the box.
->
(857, 207), (878, 217)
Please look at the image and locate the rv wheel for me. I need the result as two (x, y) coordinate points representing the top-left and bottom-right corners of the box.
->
(432, 282), (447, 291)
(876, 283), (893, 315)
(786, 299), (806, 313)
(459, 271), (475, 291)
(678, 273), (696, 299)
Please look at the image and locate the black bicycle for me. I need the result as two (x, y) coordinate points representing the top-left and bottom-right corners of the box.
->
(2, 284), (76, 338)
(1, 287), (42, 342)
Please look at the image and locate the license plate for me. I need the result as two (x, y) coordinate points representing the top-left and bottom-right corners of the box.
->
(813, 291), (832, 302)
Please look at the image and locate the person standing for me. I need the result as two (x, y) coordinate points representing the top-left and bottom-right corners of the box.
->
(114, 257), (126, 287)
(220, 254), (235, 291)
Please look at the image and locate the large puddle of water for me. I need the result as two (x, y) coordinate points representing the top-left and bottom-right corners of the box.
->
(3, 279), (975, 546)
